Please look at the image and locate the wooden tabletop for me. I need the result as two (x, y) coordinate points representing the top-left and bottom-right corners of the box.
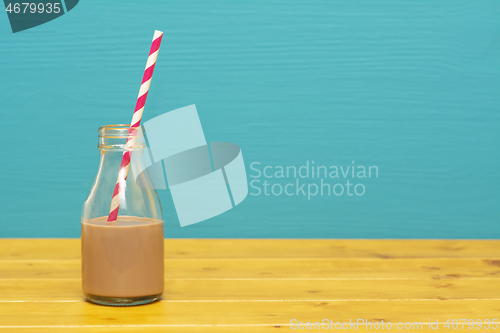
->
(0, 239), (499, 332)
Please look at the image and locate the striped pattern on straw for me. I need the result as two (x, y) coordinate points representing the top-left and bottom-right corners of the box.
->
(107, 30), (164, 223)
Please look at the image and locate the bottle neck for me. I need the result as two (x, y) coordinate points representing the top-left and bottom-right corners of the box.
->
(82, 124), (162, 221)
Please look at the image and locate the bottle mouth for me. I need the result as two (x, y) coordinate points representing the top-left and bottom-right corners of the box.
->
(98, 124), (146, 151)
(98, 124), (144, 139)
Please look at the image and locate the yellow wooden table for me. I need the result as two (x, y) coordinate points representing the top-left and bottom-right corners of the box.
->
(0, 239), (499, 332)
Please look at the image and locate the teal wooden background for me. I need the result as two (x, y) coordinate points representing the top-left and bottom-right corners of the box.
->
(1, 1), (499, 238)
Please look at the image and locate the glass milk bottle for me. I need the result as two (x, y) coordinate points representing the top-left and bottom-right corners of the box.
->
(81, 124), (164, 306)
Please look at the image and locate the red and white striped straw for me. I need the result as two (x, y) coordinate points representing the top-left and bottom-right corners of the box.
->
(107, 30), (164, 223)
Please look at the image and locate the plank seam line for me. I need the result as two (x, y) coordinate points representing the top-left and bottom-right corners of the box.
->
(2, 257), (500, 262)
(0, 325), (291, 328)
(2, 277), (500, 281)
(2, 298), (500, 303)
(0, 322), (496, 328)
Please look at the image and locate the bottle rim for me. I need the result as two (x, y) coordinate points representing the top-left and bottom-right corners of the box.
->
(98, 124), (144, 139)
(98, 124), (145, 151)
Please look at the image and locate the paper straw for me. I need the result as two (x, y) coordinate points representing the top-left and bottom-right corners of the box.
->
(107, 30), (164, 223)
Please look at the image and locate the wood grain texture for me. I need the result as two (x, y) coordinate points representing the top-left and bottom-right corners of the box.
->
(2, 258), (500, 279)
(1, 279), (500, 301)
(2, 239), (500, 260)
(1, 300), (500, 324)
(0, 239), (499, 332)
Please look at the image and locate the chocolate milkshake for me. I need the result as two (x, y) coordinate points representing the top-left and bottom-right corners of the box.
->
(82, 216), (164, 304)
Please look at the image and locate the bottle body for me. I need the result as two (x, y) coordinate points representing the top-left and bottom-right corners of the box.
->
(82, 124), (164, 306)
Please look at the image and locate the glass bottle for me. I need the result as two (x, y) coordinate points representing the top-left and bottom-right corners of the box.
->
(81, 124), (164, 306)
